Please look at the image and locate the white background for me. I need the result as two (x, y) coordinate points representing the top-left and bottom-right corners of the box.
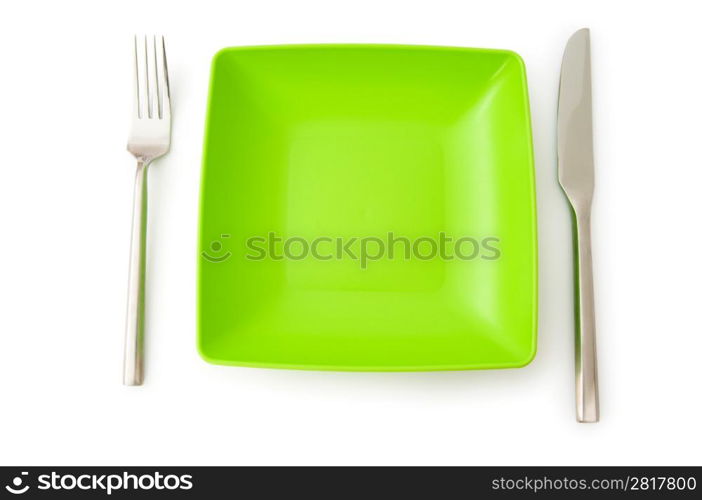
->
(1, 0), (700, 466)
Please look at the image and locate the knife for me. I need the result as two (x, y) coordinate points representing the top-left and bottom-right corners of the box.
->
(557, 28), (599, 423)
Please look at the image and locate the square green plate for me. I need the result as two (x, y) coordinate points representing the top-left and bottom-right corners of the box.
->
(198, 44), (537, 371)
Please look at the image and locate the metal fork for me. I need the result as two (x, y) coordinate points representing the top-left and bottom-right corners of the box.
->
(123, 35), (171, 386)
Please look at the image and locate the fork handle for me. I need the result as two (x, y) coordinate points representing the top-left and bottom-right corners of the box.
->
(123, 159), (149, 386)
(574, 210), (599, 422)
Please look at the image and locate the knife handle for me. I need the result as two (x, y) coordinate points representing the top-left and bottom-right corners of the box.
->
(574, 210), (599, 422)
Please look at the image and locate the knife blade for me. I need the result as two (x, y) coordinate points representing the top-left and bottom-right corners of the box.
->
(557, 28), (600, 423)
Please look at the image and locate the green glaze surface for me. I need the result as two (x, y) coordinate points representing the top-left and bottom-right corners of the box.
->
(199, 45), (537, 370)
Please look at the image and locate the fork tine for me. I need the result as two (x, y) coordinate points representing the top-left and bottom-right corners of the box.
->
(133, 36), (141, 118)
(152, 36), (162, 118)
(159, 36), (171, 119)
(146, 35), (158, 119)
(134, 36), (149, 119)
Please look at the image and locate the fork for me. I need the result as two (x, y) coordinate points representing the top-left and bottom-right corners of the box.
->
(123, 35), (171, 386)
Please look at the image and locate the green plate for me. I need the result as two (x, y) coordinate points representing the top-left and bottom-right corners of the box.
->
(198, 44), (537, 371)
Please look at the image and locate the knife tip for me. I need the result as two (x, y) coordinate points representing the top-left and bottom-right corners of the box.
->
(564, 28), (591, 55)
(571, 27), (590, 41)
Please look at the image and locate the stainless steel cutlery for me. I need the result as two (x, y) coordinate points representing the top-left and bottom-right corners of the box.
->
(557, 28), (599, 422)
(123, 35), (172, 386)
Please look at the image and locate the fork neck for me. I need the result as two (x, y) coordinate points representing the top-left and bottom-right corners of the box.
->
(135, 158), (153, 170)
